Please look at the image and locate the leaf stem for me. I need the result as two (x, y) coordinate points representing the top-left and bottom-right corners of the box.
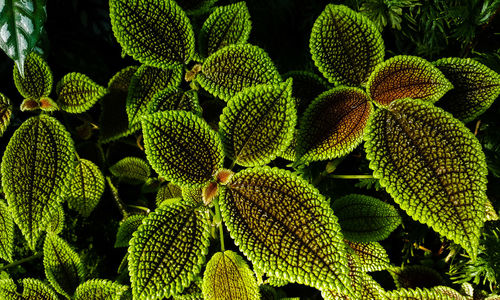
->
(127, 204), (150, 214)
(329, 174), (374, 179)
(213, 198), (225, 252)
(106, 177), (129, 218)
(0, 253), (42, 272)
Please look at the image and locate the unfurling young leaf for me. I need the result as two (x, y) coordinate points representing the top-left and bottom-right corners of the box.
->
(74, 279), (128, 300)
(199, 2), (252, 57)
(67, 159), (105, 217)
(156, 183), (182, 207)
(196, 44), (281, 101)
(109, 157), (151, 184)
(297, 87), (373, 163)
(147, 87), (202, 116)
(0, 278), (58, 300)
(142, 110), (224, 187)
(283, 71), (330, 114)
(13, 51), (52, 99)
(433, 57), (500, 123)
(201, 251), (260, 300)
(43, 233), (85, 298)
(1, 115), (75, 249)
(219, 79), (296, 167)
(219, 166), (352, 294)
(310, 4), (384, 86)
(56, 72), (107, 113)
(109, 0), (195, 69)
(114, 214), (145, 248)
(390, 265), (444, 289)
(346, 241), (390, 272)
(366, 56), (453, 107)
(364, 98), (488, 259)
(0, 93), (12, 137)
(0, 200), (14, 262)
(332, 194), (401, 242)
(128, 202), (210, 299)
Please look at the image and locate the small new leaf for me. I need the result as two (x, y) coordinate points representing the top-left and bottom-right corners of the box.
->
(283, 71), (330, 114)
(156, 183), (182, 207)
(147, 88), (202, 116)
(346, 241), (390, 272)
(0, 93), (12, 137)
(56, 72), (107, 113)
(114, 214), (145, 248)
(46, 203), (65, 235)
(13, 51), (52, 99)
(0, 200), (14, 262)
(74, 279), (128, 300)
(67, 159), (105, 217)
(109, 157), (151, 184)
(0, 278), (58, 300)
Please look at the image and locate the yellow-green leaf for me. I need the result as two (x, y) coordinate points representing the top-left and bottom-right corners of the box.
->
(114, 214), (145, 248)
(147, 87), (202, 116)
(74, 279), (128, 300)
(13, 52), (52, 99)
(56, 72), (107, 113)
(385, 286), (466, 300)
(390, 265), (444, 289)
(46, 202), (65, 235)
(283, 70), (330, 114)
(0, 278), (58, 300)
(0, 93), (12, 137)
(0, 200), (14, 262)
(109, 157), (151, 184)
(66, 159), (105, 217)
(346, 241), (390, 272)
(156, 183), (182, 207)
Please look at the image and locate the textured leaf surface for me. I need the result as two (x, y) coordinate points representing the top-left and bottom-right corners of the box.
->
(346, 241), (390, 272)
(390, 265), (444, 289)
(283, 71), (330, 114)
(46, 202), (64, 235)
(309, 4), (384, 86)
(67, 159), (105, 217)
(1, 115), (75, 249)
(196, 44), (281, 101)
(128, 202), (210, 299)
(367, 56), (453, 107)
(364, 98), (488, 259)
(109, 157), (151, 184)
(220, 166), (352, 293)
(0, 278), (58, 300)
(142, 110), (224, 187)
(219, 80), (296, 167)
(74, 279), (128, 300)
(332, 194), (401, 242)
(0, 93), (12, 137)
(109, 0), (195, 68)
(0, 200), (14, 262)
(115, 214), (145, 248)
(297, 87), (373, 163)
(13, 51), (52, 99)
(43, 233), (85, 298)
(385, 286), (466, 300)
(201, 250), (260, 300)
(434, 57), (500, 122)
(147, 88), (202, 116)
(56, 72), (107, 113)
(156, 183), (182, 207)
(199, 2), (251, 57)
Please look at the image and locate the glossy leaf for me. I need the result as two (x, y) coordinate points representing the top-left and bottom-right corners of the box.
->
(332, 194), (401, 242)
(0, 93), (12, 137)
(74, 279), (128, 300)
(201, 250), (260, 300)
(433, 57), (500, 123)
(364, 98), (488, 259)
(0, 200), (14, 262)
(109, 0), (195, 68)
(283, 70), (330, 114)
(147, 87), (202, 116)
(128, 202), (210, 299)
(0, 278), (58, 300)
(46, 202), (64, 235)
(13, 51), (52, 99)
(309, 4), (384, 86)
(385, 286), (466, 300)
(109, 157), (151, 184)
(196, 44), (281, 101)
(156, 183), (182, 207)
(219, 166), (352, 293)
(67, 159), (105, 217)
(114, 214), (145, 248)
(142, 110), (224, 187)
(56, 72), (107, 113)
(346, 241), (390, 272)
(1, 115), (75, 249)
(297, 87), (373, 163)
(367, 55), (453, 107)
(219, 80), (296, 167)
(390, 265), (444, 289)
(199, 2), (251, 57)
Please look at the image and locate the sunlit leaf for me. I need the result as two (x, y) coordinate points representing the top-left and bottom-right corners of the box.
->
(173, 277), (203, 300)
(147, 87), (202, 116)
(0, 278), (58, 300)
(56, 72), (107, 113)
(385, 286), (466, 300)
(283, 70), (330, 114)
(46, 202), (64, 235)
(156, 183), (182, 207)
(367, 56), (453, 107)
(310, 4), (384, 86)
(364, 98), (488, 259)
(109, 157), (151, 184)
(485, 200), (499, 222)
(67, 159), (105, 217)
(346, 241), (390, 272)
(0, 200), (14, 262)
(390, 265), (444, 289)
(114, 214), (145, 248)
(74, 279), (128, 300)
(13, 51), (52, 99)
(0, 93), (12, 138)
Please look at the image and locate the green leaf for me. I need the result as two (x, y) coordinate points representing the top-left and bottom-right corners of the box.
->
(283, 71), (330, 114)
(142, 110), (224, 187)
(173, 277), (203, 300)
(13, 51), (52, 99)
(346, 241), (390, 272)
(128, 202), (210, 299)
(390, 265), (444, 289)
(0, 278), (58, 300)
(196, 44), (281, 101)
(147, 87), (202, 116)
(46, 202), (64, 235)
(126, 65), (183, 127)
(366, 55), (453, 107)
(56, 72), (107, 113)
(43, 233), (85, 298)
(114, 214), (145, 248)
(297, 87), (373, 163)
(156, 183), (182, 207)
(332, 194), (401, 242)
(219, 79), (296, 167)
(109, 157), (151, 185)
(219, 166), (352, 293)
(309, 4), (384, 86)
(433, 57), (500, 123)
(66, 159), (105, 217)
(1, 115), (75, 249)
(364, 98), (488, 259)
(74, 279), (128, 300)
(385, 286), (466, 300)
(199, 2), (252, 57)
(109, 0), (195, 68)
(179, 0), (217, 16)
(201, 250), (260, 300)
(0, 200), (14, 262)
(0, 0), (47, 76)
(0, 92), (12, 137)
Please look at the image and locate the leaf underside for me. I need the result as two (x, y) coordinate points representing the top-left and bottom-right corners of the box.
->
(74, 279), (128, 300)
(67, 159), (105, 217)
(283, 70), (330, 114)
(109, 157), (151, 184)
(13, 51), (52, 99)
(346, 241), (390, 272)
(56, 72), (107, 113)
(0, 200), (14, 262)
(114, 214), (145, 248)
(0, 93), (12, 137)
(147, 87), (202, 116)
(0, 278), (59, 300)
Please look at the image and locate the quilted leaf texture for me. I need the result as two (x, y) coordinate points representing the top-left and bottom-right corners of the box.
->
(332, 194), (401, 242)
(219, 166), (352, 294)
(126, 65), (183, 127)
(385, 286), (467, 300)
(109, 0), (195, 69)
(13, 51), (52, 99)
(109, 157), (151, 184)
(43, 233), (85, 298)
(147, 88), (202, 116)
(433, 57), (500, 123)
(0, 278), (58, 300)
(56, 72), (107, 113)
(0, 200), (14, 262)
(283, 70), (330, 114)
(219, 79), (296, 167)
(201, 250), (260, 300)
(0, 0), (47, 76)
(46, 202), (64, 234)
(67, 159), (105, 217)
(346, 241), (390, 272)
(367, 56), (453, 107)
(114, 214), (145, 248)
(390, 265), (444, 289)
(156, 183), (182, 207)
(199, 2), (251, 57)
(142, 110), (224, 187)
(297, 87), (373, 163)
(1, 115), (75, 249)
(128, 201), (210, 300)
(310, 4), (384, 86)
(196, 44), (281, 101)
(364, 98), (488, 259)
(0, 92), (12, 137)
(74, 279), (128, 300)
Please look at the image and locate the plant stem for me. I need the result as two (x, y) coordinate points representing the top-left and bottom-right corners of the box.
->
(213, 198), (225, 252)
(0, 253), (42, 272)
(106, 177), (129, 218)
(329, 174), (374, 179)
(127, 204), (150, 214)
